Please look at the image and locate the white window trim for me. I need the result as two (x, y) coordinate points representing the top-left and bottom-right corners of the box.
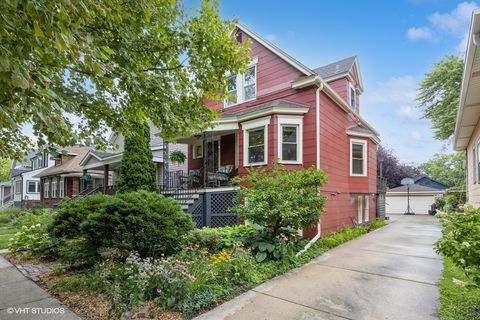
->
(349, 83), (356, 109)
(277, 115), (303, 164)
(26, 180), (39, 194)
(350, 139), (368, 177)
(44, 181), (49, 199)
(15, 180), (21, 194)
(192, 143), (203, 159)
(224, 57), (258, 108)
(242, 116), (270, 166)
(51, 180), (57, 198)
(59, 178), (65, 198)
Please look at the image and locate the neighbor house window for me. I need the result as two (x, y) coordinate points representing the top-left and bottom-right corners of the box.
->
(242, 117), (270, 166)
(225, 58), (258, 107)
(27, 181), (39, 193)
(350, 139), (367, 176)
(44, 181), (49, 198)
(349, 84), (356, 109)
(15, 180), (21, 194)
(192, 144), (203, 159)
(277, 115), (303, 164)
(51, 180), (57, 198)
(59, 179), (65, 198)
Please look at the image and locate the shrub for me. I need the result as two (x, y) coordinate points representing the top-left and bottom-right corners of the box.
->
(190, 225), (260, 252)
(435, 208), (480, 285)
(233, 163), (328, 238)
(81, 191), (195, 256)
(8, 209), (57, 257)
(116, 121), (157, 193)
(436, 188), (466, 213)
(49, 194), (110, 238)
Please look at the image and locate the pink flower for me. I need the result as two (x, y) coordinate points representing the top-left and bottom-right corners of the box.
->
(99, 272), (107, 279)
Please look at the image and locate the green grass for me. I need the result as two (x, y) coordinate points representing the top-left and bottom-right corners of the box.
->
(438, 258), (480, 320)
(0, 227), (19, 249)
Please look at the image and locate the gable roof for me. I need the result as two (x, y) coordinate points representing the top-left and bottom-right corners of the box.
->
(313, 56), (364, 92)
(388, 184), (443, 193)
(235, 23), (315, 76)
(35, 146), (91, 178)
(413, 175), (449, 189)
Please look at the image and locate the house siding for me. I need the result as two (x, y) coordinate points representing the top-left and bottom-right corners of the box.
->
(319, 91), (377, 234)
(467, 120), (480, 206)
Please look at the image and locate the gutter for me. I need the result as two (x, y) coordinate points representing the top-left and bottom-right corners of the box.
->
(297, 80), (324, 256)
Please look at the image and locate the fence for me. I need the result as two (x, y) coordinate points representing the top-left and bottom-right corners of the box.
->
(188, 189), (239, 228)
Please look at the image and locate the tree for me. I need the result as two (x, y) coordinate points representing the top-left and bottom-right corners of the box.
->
(233, 163), (328, 238)
(116, 121), (157, 193)
(378, 145), (420, 188)
(0, 0), (250, 160)
(418, 152), (465, 188)
(416, 55), (464, 140)
(0, 158), (12, 181)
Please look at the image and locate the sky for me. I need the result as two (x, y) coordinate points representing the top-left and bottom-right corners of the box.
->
(213, 0), (479, 164)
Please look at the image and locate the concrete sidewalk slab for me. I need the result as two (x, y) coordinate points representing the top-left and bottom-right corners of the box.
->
(0, 255), (81, 320)
(195, 215), (442, 320)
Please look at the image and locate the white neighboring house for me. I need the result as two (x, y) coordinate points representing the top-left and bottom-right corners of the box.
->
(386, 184), (444, 215)
(10, 151), (55, 207)
(79, 123), (188, 193)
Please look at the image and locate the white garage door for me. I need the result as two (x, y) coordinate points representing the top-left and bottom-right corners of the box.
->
(386, 195), (436, 215)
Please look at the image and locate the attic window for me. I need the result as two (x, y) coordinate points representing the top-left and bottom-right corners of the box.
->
(349, 84), (356, 109)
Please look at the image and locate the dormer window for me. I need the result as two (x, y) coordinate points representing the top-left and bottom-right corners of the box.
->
(349, 84), (356, 109)
(225, 58), (258, 107)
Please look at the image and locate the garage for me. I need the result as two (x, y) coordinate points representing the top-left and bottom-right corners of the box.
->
(386, 184), (444, 215)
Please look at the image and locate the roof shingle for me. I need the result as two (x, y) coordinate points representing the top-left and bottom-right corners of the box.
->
(313, 56), (356, 80)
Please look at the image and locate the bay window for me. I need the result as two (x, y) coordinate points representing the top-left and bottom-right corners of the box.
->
(277, 115), (303, 164)
(242, 117), (270, 166)
(51, 180), (57, 198)
(59, 179), (65, 198)
(44, 181), (49, 198)
(350, 139), (367, 176)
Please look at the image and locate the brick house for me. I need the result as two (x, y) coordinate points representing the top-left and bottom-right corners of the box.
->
(35, 146), (104, 207)
(177, 23), (380, 235)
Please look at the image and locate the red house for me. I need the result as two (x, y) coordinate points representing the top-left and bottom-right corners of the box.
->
(177, 23), (380, 236)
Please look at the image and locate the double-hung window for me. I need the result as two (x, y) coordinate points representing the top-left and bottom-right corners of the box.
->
(224, 58), (257, 107)
(15, 180), (21, 194)
(59, 179), (65, 198)
(51, 180), (57, 198)
(277, 115), (303, 164)
(44, 181), (49, 199)
(350, 139), (367, 176)
(242, 117), (270, 166)
(27, 181), (39, 193)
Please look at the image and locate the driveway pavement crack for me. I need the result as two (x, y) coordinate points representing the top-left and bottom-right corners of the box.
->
(315, 264), (438, 286)
(251, 289), (354, 320)
(359, 248), (442, 260)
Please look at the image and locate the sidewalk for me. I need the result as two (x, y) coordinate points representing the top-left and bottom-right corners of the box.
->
(0, 254), (81, 320)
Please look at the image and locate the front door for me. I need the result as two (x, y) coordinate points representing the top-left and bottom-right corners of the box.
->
(206, 140), (220, 173)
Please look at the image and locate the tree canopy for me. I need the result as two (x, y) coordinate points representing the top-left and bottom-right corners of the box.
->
(418, 152), (465, 189)
(377, 145), (420, 188)
(0, 0), (250, 159)
(0, 158), (12, 182)
(416, 55), (464, 140)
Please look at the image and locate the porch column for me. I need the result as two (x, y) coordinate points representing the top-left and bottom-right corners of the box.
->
(103, 164), (109, 194)
(203, 132), (207, 187)
(82, 169), (87, 192)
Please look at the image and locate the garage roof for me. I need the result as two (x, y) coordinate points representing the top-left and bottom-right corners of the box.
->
(388, 184), (442, 193)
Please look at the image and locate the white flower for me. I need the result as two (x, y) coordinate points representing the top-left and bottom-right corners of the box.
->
(462, 241), (471, 248)
(459, 258), (466, 264)
(452, 278), (466, 287)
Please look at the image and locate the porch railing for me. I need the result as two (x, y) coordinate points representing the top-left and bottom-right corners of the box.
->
(159, 170), (199, 203)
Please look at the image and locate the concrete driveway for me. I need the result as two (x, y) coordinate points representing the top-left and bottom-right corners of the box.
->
(195, 215), (442, 320)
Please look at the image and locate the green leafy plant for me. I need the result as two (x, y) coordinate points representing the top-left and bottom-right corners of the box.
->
(170, 150), (187, 165)
(116, 121), (157, 193)
(435, 208), (480, 285)
(233, 163), (328, 238)
(189, 225), (260, 252)
(80, 191), (195, 256)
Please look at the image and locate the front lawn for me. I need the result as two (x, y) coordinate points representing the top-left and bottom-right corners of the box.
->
(0, 208), (23, 249)
(0, 227), (20, 249)
(438, 258), (480, 320)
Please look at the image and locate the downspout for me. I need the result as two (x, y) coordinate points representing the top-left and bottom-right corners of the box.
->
(297, 82), (324, 256)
